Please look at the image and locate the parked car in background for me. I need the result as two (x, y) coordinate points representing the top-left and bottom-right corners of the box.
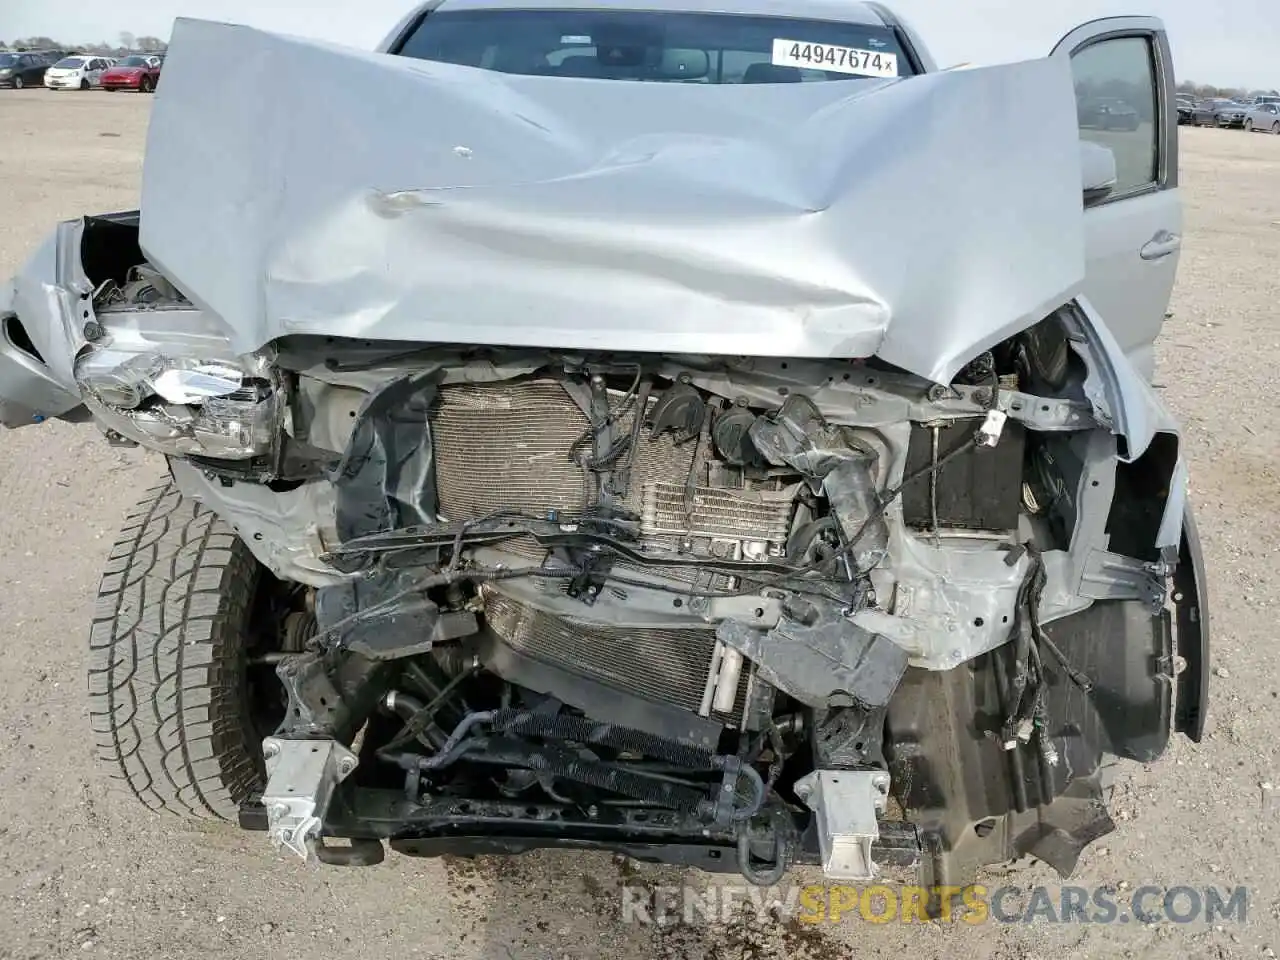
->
(1245, 101), (1280, 133)
(0, 52), (51, 88)
(43, 55), (112, 90)
(100, 55), (163, 92)
(1176, 95), (1196, 124)
(1078, 95), (1141, 131)
(1217, 100), (1250, 128)
(1192, 98), (1247, 127)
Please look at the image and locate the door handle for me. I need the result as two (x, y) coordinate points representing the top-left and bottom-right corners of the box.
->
(1140, 231), (1182, 261)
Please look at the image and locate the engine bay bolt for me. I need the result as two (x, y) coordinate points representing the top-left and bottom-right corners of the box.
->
(590, 374), (604, 386)
(338, 756), (357, 777)
(83, 320), (105, 341)
(262, 740), (280, 760)
(927, 383), (951, 403)
(678, 372), (692, 384)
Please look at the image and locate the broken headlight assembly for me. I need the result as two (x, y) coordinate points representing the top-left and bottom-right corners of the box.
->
(74, 328), (281, 460)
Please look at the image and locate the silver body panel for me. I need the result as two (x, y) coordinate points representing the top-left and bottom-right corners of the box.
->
(134, 19), (1083, 386)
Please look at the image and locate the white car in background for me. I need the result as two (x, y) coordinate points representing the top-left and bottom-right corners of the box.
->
(42, 55), (113, 90)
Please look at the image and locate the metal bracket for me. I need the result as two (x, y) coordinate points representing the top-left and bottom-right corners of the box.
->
(793, 769), (889, 882)
(1079, 548), (1167, 612)
(261, 737), (358, 860)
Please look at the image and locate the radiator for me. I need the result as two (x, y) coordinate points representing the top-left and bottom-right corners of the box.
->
(430, 379), (693, 521)
(483, 589), (748, 721)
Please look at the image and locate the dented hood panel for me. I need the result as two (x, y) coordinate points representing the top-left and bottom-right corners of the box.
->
(141, 19), (1086, 384)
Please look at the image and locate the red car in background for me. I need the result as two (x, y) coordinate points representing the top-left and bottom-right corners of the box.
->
(100, 55), (162, 92)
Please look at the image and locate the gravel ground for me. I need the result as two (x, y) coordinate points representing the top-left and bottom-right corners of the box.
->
(1, 88), (1277, 960)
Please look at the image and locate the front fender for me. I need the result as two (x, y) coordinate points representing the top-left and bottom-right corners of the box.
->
(0, 219), (92, 427)
(1066, 298), (1208, 740)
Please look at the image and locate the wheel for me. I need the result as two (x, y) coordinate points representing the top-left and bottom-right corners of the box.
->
(88, 481), (267, 821)
(1273, 121), (1279, 134)
(139, 77), (153, 93)
(80, 79), (89, 91)
(1245, 119), (1253, 131)
(12, 76), (22, 89)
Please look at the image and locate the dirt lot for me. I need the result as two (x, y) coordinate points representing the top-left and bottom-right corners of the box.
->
(1, 88), (1278, 960)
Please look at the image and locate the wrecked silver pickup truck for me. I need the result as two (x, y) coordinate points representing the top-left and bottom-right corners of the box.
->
(0, 4), (1206, 890)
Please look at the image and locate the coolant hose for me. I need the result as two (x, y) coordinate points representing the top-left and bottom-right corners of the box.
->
(421, 710), (495, 769)
(382, 690), (447, 749)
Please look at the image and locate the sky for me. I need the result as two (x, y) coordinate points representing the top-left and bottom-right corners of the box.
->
(0, 0), (1275, 88)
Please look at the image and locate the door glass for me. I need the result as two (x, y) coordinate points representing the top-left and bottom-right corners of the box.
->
(1070, 36), (1159, 196)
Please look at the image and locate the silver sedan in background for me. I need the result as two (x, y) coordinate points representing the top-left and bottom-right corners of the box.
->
(1245, 101), (1280, 133)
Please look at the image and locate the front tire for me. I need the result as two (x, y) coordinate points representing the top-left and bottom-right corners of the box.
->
(139, 77), (153, 93)
(13, 76), (23, 89)
(88, 481), (264, 821)
(1245, 119), (1254, 132)
(80, 78), (89, 91)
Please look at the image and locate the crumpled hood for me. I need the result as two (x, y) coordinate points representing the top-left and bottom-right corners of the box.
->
(140, 18), (1086, 384)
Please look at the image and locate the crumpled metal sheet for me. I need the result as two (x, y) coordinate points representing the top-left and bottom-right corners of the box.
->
(140, 18), (1086, 384)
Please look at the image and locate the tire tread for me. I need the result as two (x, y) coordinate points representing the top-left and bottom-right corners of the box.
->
(87, 480), (260, 821)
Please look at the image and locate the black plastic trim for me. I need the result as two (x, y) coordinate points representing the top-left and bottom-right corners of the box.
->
(1173, 507), (1209, 741)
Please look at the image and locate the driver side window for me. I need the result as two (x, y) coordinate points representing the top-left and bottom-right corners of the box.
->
(1070, 36), (1161, 198)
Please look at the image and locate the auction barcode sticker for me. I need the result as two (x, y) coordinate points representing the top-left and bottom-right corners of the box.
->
(770, 38), (898, 78)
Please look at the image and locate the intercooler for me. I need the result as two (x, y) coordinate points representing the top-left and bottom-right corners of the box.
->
(482, 588), (750, 724)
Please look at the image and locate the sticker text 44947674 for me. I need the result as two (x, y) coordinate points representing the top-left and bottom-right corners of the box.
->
(770, 38), (899, 78)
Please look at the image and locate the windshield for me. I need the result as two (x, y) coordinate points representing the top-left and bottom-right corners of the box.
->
(54, 57), (85, 68)
(395, 9), (915, 82)
(0, 54), (18, 67)
(120, 56), (149, 66)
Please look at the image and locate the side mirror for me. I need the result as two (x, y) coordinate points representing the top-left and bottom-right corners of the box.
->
(1080, 139), (1117, 205)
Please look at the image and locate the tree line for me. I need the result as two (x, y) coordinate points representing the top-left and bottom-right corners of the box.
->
(1178, 80), (1280, 100)
(0, 32), (167, 56)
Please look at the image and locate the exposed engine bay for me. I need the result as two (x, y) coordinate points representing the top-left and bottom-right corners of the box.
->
(45, 229), (1205, 887)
